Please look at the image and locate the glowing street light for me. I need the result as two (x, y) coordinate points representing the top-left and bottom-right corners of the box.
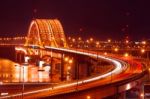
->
(141, 49), (145, 54)
(67, 66), (71, 70)
(87, 95), (91, 99)
(64, 57), (69, 62)
(114, 48), (119, 52)
(69, 59), (73, 64)
(124, 53), (129, 57)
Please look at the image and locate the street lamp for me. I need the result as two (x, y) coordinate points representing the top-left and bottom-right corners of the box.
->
(114, 48), (119, 52)
(124, 53), (129, 57)
(87, 95), (91, 99)
(69, 59), (73, 64)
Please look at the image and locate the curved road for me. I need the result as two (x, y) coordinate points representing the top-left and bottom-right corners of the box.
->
(0, 46), (143, 98)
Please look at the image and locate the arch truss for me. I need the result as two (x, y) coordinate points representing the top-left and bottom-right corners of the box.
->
(25, 19), (67, 48)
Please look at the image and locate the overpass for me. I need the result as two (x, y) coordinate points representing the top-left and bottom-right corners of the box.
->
(0, 19), (148, 99)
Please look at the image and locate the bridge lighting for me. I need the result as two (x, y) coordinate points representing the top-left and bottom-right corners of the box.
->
(24, 56), (30, 63)
(141, 49), (145, 53)
(64, 57), (69, 62)
(67, 66), (71, 70)
(126, 84), (131, 90)
(69, 59), (73, 64)
(87, 95), (91, 99)
(114, 48), (119, 52)
(124, 53), (129, 57)
(39, 61), (45, 69)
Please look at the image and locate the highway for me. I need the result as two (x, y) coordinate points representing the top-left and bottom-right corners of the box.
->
(0, 46), (143, 98)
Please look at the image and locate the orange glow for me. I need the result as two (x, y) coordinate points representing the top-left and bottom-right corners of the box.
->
(90, 38), (93, 42)
(125, 40), (129, 44)
(140, 93), (144, 97)
(25, 19), (68, 48)
(68, 37), (71, 40)
(64, 57), (69, 62)
(86, 40), (89, 43)
(72, 38), (75, 42)
(87, 95), (91, 99)
(108, 39), (111, 43)
(114, 48), (119, 52)
(141, 49), (145, 53)
(124, 53), (129, 57)
(104, 52), (107, 55)
(78, 37), (81, 40)
(67, 66), (71, 70)
(69, 59), (73, 64)
(96, 41), (100, 45)
(142, 41), (146, 45)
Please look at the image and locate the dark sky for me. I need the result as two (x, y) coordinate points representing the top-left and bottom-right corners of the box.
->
(0, 0), (150, 40)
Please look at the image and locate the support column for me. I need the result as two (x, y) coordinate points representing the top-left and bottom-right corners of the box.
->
(50, 57), (53, 82)
(61, 53), (64, 81)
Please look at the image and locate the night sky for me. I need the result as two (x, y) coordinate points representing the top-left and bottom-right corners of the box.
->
(0, 0), (150, 40)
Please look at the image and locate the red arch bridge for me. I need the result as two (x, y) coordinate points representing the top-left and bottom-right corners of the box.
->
(0, 19), (148, 99)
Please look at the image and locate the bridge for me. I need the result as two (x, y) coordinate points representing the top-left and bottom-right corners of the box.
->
(0, 19), (148, 99)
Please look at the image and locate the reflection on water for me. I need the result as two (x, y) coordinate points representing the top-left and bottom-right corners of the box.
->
(0, 58), (50, 83)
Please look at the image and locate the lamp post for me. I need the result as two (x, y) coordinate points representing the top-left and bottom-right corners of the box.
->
(22, 63), (28, 99)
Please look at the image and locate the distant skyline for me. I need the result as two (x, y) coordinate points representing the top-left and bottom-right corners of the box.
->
(0, 0), (150, 40)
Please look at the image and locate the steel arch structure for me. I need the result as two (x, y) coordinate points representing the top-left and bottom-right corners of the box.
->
(25, 19), (67, 48)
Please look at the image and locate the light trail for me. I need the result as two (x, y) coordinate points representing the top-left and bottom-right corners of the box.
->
(0, 46), (126, 98)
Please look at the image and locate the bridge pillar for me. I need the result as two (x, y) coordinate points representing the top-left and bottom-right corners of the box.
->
(50, 57), (53, 82)
(16, 52), (24, 63)
(74, 56), (79, 80)
(61, 53), (65, 81)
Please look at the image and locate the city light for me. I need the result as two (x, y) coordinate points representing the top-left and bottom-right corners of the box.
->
(0, 15), (148, 99)
(64, 57), (69, 62)
(124, 53), (129, 57)
(141, 49), (145, 53)
(142, 41), (146, 45)
(87, 95), (91, 99)
(90, 38), (93, 42)
(114, 48), (119, 52)
(104, 52), (107, 55)
(69, 59), (73, 64)
(108, 39), (111, 43)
